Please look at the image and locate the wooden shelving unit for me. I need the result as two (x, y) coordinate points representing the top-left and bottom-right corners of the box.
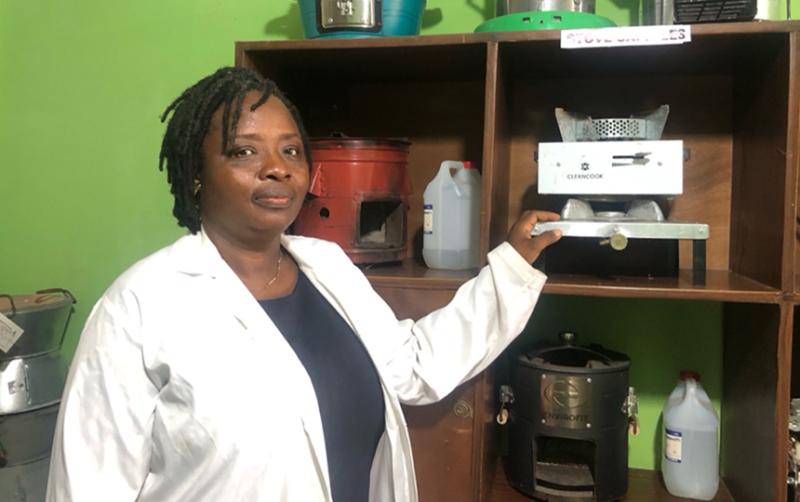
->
(237, 21), (800, 502)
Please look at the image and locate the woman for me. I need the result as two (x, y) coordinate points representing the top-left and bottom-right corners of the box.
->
(46, 67), (561, 502)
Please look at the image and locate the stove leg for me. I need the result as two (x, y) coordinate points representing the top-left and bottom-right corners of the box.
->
(692, 240), (706, 286)
(533, 251), (547, 272)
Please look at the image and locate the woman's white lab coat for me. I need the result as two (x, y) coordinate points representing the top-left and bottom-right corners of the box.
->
(46, 230), (546, 502)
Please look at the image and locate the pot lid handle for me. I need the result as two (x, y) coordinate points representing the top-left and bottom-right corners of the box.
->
(0, 294), (16, 318)
(559, 331), (576, 346)
(35, 288), (77, 305)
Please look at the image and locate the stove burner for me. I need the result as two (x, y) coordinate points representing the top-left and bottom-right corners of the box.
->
(560, 198), (666, 222)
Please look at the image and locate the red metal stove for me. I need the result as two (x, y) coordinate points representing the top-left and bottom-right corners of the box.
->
(294, 136), (412, 264)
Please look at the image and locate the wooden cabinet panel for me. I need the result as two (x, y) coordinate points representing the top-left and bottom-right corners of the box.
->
(372, 285), (489, 501)
(403, 382), (477, 502)
(723, 303), (784, 501)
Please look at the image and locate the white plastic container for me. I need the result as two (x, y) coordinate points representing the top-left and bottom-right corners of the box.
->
(662, 372), (720, 500)
(422, 160), (481, 270)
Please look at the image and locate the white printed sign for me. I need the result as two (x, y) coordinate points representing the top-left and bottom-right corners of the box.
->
(561, 25), (691, 49)
(0, 312), (24, 353)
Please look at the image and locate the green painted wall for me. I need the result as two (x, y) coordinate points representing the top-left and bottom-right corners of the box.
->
(1, 0), (794, 472)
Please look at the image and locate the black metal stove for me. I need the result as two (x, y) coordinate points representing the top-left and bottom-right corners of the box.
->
(501, 332), (635, 501)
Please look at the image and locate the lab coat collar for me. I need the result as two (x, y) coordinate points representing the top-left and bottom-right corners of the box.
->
(168, 228), (327, 280)
(166, 228), (226, 278)
(167, 228), (344, 338)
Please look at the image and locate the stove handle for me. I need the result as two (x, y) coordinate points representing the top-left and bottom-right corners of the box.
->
(496, 385), (515, 425)
(35, 288), (76, 305)
(622, 386), (640, 436)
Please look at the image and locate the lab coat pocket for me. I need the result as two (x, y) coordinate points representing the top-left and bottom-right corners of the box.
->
(162, 361), (305, 467)
(159, 319), (298, 445)
(152, 379), (219, 467)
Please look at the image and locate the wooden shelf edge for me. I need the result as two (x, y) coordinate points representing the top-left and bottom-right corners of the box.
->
(236, 33), (480, 51)
(489, 462), (735, 502)
(481, 19), (800, 43)
(541, 270), (782, 303)
(367, 266), (782, 302)
(365, 273), (474, 290)
(235, 20), (800, 52)
(364, 260), (477, 290)
(542, 283), (782, 303)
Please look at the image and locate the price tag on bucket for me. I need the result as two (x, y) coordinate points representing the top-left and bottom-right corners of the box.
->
(0, 312), (24, 353)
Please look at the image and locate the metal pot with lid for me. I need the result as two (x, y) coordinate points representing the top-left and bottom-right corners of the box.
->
(0, 289), (75, 359)
(496, 0), (597, 16)
(0, 289), (74, 414)
(500, 332), (637, 501)
(0, 289), (75, 501)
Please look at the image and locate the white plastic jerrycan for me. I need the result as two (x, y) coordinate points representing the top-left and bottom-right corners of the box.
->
(662, 371), (719, 500)
(423, 160), (481, 270)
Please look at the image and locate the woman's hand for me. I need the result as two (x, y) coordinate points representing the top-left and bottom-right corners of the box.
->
(507, 210), (562, 264)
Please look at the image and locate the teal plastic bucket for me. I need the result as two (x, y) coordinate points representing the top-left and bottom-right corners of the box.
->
(298, 0), (426, 39)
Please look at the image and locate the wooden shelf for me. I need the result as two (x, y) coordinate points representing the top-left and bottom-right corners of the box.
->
(542, 270), (781, 303)
(363, 259), (477, 290)
(237, 21), (800, 50)
(366, 263), (781, 302)
(477, 19), (800, 42)
(489, 462), (735, 502)
(237, 22), (800, 86)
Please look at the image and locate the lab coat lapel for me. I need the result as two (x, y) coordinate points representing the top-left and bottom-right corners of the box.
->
(171, 230), (267, 334)
(215, 263), (334, 500)
(171, 230), (334, 501)
(282, 235), (414, 502)
(280, 235), (372, 344)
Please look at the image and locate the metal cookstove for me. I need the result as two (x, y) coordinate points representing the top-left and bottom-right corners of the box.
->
(294, 135), (412, 264)
(499, 332), (638, 501)
(532, 106), (709, 284)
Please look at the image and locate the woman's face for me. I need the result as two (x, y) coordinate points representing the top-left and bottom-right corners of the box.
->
(199, 92), (309, 243)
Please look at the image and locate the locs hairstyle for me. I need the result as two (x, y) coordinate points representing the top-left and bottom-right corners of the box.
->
(158, 66), (311, 233)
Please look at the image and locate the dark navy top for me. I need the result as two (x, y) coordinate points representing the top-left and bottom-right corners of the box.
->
(259, 271), (386, 502)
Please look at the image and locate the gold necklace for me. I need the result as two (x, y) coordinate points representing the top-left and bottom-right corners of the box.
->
(266, 251), (283, 287)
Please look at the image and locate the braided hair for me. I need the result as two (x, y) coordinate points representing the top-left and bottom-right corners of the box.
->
(159, 66), (311, 233)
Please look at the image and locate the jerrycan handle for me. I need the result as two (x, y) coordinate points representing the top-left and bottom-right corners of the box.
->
(683, 378), (699, 404)
(438, 160), (465, 197)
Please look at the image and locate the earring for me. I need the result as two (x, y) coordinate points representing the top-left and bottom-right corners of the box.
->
(193, 178), (202, 196)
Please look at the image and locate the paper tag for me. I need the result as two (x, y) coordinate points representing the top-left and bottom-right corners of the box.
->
(665, 428), (683, 463)
(561, 25), (691, 49)
(0, 312), (24, 353)
(423, 204), (433, 235)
